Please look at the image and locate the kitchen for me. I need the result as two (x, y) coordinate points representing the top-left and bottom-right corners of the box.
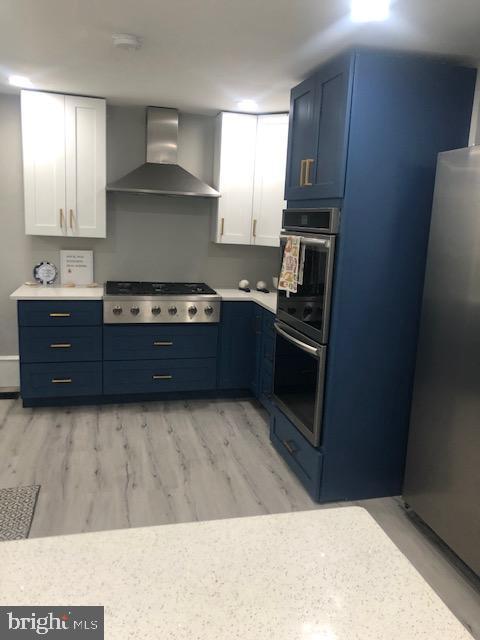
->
(0, 1), (480, 638)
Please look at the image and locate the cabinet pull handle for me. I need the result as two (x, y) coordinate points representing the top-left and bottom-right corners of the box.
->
(220, 217), (225, 236)
(282, 439), (297, 455)
(304, 158), (314, 186)
(69, 209), (75, 230)
(152, 375), (173, 380)
(153, 341), (173, 347)
(49, 313), (71, 318)
(252, 219), (257, 238)
(50, 343), (72, 349)
(60, 208), (64, 230)
(299, 159), (306, 186)
(51, 378), (72, 384)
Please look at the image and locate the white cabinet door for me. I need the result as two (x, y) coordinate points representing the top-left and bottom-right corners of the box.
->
(65, 96), (106, 238)
(213, 112), (257, 244)
(21, 91), (66, 236)
(252, 114), (288, 247)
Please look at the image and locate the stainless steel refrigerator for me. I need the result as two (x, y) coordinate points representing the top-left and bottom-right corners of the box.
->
(403, 146), (480, 577)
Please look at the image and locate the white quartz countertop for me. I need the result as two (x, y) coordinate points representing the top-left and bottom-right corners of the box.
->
(9, 285), (277, 313)
(10, 284), (104, 300)
(0, 508), (470, 640)
(215, 288), (277, 313)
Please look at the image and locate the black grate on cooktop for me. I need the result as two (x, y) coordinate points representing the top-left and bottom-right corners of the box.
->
(105, 281), (217, 295)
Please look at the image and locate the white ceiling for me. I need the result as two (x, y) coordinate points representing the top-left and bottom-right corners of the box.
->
(0, 0), (479, 114)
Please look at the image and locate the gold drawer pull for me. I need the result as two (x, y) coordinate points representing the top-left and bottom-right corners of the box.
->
(49, 313), (71, 318)
(152, 375), (172, 380)
(153, 341), (173, 347)
(282, 439), (297, 455)
(220, 217), (225, 236)
(50, 343), (72, 349)
(51, 378), (72, 384)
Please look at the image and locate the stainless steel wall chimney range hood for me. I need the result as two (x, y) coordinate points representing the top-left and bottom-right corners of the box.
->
(107, 107), (220, 198)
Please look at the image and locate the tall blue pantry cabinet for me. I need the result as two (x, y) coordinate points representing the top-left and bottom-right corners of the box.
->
(272, 49), (476, 502)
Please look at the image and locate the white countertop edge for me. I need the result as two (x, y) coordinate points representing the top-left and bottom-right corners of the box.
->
(10, 285), (104, 300)
(9, 286), (277, 313)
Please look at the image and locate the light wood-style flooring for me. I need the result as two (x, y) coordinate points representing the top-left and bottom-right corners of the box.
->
(0, 396), (478, 637)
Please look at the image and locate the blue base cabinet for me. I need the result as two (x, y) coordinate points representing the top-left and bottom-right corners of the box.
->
(18, 301), (103, 402)
(217, 302), (255, 390)
(18, 300), (277, 411)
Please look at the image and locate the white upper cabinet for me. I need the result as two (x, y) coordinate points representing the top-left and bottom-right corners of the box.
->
(21, 90), (106, 238)
(65, 95), (106, 238)
(252, 114), (288, 247)
(213, 112), (257, 244)
(213, 111), (288, 247)
(21, 91), (66, 236)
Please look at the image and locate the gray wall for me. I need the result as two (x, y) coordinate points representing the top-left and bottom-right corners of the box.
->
(0, 94), (279, 356)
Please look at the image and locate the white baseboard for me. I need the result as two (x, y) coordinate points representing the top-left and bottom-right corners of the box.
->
(0, 356), (20, 389)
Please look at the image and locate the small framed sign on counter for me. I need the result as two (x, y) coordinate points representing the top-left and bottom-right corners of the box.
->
(60, 250), (94, 286)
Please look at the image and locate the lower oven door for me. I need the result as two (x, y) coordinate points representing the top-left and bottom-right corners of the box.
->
(272, 321), (327, 447)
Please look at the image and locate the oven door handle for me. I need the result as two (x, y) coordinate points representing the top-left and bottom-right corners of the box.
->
(280, 234), (330, 248)
(274, 323), (320, 357)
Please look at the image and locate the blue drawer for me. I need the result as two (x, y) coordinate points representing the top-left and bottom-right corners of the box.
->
(103, 325), (218, 361)
(21, 362), (102, 399)
(104, 358), (217, 395)
(18, 301), (102, 327)
(270, 406), (323, 501)
(19, 326), (102, 363)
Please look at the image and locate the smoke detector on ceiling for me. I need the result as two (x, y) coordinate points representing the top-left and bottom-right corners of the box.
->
(112, 33), (142, 50)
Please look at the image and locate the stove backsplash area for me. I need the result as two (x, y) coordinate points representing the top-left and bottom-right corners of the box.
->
(0, 98), (278, 357)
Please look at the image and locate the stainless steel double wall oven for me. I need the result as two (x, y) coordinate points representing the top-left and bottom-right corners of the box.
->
(273, 208), (339, 446)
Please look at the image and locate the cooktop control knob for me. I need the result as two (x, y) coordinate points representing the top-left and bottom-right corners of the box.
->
(188, 306), (198, 316)
(168, 306), (177, 316)
(204, 305), (214, 316)
(112, 306), (123, 315)
(130, 306), (140, 316)
(151, 306), (161, 316)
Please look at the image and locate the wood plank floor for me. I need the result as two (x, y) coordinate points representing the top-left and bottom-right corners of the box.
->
(0, 396), (479, 637)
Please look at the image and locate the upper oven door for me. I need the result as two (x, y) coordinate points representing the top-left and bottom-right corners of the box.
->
(277, 233), (336, 344)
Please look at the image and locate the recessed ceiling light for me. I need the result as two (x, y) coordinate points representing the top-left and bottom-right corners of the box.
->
(112, 33), (142, 50)
(350, 0), (390, 22)
(8, 74), (34, 88)
(237, 99), (259, 112)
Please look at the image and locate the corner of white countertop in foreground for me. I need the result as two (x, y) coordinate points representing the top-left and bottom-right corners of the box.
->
(0, 507), (471, 640)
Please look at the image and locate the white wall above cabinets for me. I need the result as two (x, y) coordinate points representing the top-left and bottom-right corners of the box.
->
(21, 90), (106, 238)
(212, 112), (288, 247)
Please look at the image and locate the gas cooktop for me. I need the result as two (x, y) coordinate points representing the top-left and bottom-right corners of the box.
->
(105, 281), (217, 296)
(103, 281), (221, 324)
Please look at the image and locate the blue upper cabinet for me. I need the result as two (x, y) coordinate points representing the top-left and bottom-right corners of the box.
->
(285, 53), (354, 201)
(284, 76), (317, 200)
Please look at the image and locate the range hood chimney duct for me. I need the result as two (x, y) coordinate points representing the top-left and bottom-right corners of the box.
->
(107, 107), (220, 198)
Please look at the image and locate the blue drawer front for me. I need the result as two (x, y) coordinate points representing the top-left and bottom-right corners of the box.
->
(270, 406), (323, 501)
(104, 358), (217, 395)
(18, 301), (102, 327)
(103, 325), (218, 361)
(21, 362), (102, 399)
(19, 327), (102, 363)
